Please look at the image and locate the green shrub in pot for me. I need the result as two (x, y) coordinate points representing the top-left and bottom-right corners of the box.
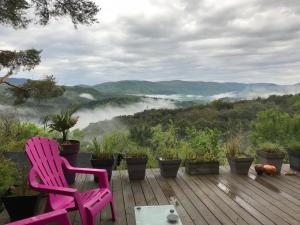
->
(1, 163), (41, 222)
(90, 130), (128, 181)
(125, 143), (149, 180)
(151, 123), (181, 178)
(0, 157), (16, 212)
(43, 106), (80, 184)
(225, 136), (254, 174)
(182, 128), (221, 175)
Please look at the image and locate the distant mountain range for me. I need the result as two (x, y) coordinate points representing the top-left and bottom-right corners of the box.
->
(93, 80), (300, 97)
(5, 78), (300, 102)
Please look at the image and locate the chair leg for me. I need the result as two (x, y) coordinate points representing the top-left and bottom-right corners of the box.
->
(110, 200), (117, 221)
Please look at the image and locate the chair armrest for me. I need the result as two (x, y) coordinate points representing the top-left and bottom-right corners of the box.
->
(32, 184), (78, 196)
(61, 157), (110, 188)
(28, 168), (78, 196)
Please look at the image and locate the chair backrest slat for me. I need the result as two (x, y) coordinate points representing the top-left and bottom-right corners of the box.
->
(25, 137), (68, 187)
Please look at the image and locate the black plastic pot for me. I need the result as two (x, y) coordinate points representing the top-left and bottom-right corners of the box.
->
(185, 161), (219, 175)
(288, 149), (300, 171)
(60, 140), (80, 184)
(91, 154), (115, 182)
(126, 157), (148, 180)
(157, 158), (181, 178)
(227, 154), (254, 175)
(77, 152), (92, 168)
(2, 195), (39, 222)
(256, 150), (285, 175)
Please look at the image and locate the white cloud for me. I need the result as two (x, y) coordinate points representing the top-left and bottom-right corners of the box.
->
(1, 0), (300, 84)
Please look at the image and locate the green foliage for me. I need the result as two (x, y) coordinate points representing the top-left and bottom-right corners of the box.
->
(249, 108), (300, 147)
(151, 122), (180, 160)
(129, 124), (153, 147)
(10, 75), (65, 104)
(0, 112), (51, 153)
(288, 142), (300, 151)
(258, 142), (283, 153)
(0, 0), (99, 29)
(224, 135), (250, 158)
(126, 143), (149, 158)
(0, 49), (41, 71)
(0, 157), (17, 194)
(89, 130), (128, 159)
(210, 99), (234, 110)
(43, 106), (79, 142)
(249, 109), (289, 146)
(181, 128), (221, 162)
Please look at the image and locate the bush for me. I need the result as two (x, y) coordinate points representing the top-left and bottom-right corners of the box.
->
(249, 109), (292, 147)
(151, 122), (180, 160)
(126, 143), (149, 158)
(258, 142), (283, 153)
(89, 130), (128, 159)
(0, 157), (17, 194)
(182, 128), (221, 162)
(0, 113), (52, 153)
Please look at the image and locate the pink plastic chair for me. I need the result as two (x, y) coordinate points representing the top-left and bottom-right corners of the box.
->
(25, 137), (117, 225)
(5, 209), (71, 225)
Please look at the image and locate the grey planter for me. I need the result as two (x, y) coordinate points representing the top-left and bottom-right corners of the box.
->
(185, 161), (219, 175)
(126, 157), (148, 180)
(227, 154), (253, 175)
(256, 150), (285, 175)
(91, 155), (115, 182)
(288, 149), (300, 171)
(157, 158), (181, 178)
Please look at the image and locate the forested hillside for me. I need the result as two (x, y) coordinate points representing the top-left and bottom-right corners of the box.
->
(117, 93), (300, 136)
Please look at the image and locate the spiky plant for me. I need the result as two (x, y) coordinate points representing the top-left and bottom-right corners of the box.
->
(43, 106), (79, 143)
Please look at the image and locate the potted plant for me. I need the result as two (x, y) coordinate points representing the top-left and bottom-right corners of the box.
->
(1, 164), (41, 222)
(287, 142), (300, 171)
(157, 148), (182, 178)
(0, 157), (16, 213)
(152, 124), (181, 178)
(256, 142), (285, 175)
(125, 144), (149, 180)
(225, 136), (254, 175)
(43, 106), (80, 184)
(90, 130), (128, 182)
(183, 128), (220, 175)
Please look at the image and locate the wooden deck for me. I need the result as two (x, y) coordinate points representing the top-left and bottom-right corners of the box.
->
(1, 164), (300, 225)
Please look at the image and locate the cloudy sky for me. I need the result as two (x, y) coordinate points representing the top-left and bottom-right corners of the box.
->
(1, 0), (300, 85)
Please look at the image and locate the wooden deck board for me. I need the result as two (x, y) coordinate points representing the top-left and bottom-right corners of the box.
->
(1, 165), (300, 225)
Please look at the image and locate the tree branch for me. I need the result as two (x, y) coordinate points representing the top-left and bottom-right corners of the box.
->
(4, 81), (29, 92)
(0, 69), (13, 84)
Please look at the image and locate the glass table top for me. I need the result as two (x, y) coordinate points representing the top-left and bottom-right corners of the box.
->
(134, 205), (183, 225)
